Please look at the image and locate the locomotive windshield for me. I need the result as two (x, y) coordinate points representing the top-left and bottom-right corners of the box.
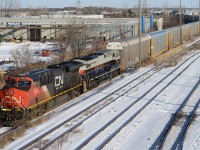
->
(18, 81), (31, 87)
(6, 80), (16, 86)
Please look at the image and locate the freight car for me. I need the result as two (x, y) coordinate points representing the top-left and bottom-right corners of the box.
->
(107, 22), (199, 70)
(183, 15), (199, 24)
(166, 26), (180, 49)
(148, 30), (168, 57)
(175, 14), (199, 24)
(0, 21), (199, 127)
(106, 35), (150, 71)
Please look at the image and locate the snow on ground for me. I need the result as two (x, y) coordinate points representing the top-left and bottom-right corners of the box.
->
(0, 127), (12, 135)
(183, 99), (200, 150)
(1, 37), (200, 149)
(0, 42), (58, 70)
(110, 60), (200, 150)
(4, 66), (153, 149)
(3, 50), (200, 150)
(62, 51), (200, 150)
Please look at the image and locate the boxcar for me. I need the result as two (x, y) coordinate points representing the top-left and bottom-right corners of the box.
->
(166, 27), (180, 49)
(182, 24), (192, 42)
(106, 35), (150, 71)
(191, 22), (199, 37)
(148, 30), (168, 57)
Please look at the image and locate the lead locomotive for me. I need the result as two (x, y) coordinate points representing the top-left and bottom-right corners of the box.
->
(0, 49), (120, 126)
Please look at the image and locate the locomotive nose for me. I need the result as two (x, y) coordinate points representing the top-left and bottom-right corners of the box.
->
(1, 89), (17, 109)
(4, 89), (14, 96)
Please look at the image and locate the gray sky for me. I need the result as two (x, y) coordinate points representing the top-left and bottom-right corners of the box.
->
(20, 0), (199, 8)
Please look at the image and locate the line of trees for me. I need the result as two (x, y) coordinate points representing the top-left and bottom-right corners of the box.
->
(8, 24), (108, 74)
(56, 25), (107, 62)
(0, 0), (21, 17)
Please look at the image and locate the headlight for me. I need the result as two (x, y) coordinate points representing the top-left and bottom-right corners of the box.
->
(0, 104), (3, 109)
(10, 90), (14, 95)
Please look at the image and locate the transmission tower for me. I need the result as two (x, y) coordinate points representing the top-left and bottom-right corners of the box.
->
(77, 0), (81, 8)
(143, 0), (147, 8)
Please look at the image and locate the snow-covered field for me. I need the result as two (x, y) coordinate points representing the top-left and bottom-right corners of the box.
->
(0, 42), (58, 70)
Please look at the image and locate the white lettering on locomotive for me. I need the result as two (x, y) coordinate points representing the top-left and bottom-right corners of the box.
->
(55, 74), (64, 87)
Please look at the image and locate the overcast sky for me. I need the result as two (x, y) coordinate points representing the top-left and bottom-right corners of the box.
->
(20, 0), (200, 8)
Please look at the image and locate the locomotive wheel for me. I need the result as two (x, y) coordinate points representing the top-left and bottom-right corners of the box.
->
(41, 105), (47, 114)
(70, 90), (80, 99)
(76, 91), (81, 97)
(4, 117), (14, 127)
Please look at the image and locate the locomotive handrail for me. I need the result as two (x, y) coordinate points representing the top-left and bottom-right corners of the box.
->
(28, 84), (82, 109)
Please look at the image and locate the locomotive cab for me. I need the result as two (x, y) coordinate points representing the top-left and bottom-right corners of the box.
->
(0, 76), (33, 110)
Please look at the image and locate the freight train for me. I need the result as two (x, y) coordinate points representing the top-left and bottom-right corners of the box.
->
(175, 14), (199, 24)
(0, 21), (199, 127)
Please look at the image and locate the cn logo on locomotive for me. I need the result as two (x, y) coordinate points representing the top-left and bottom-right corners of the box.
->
(55, 74), (64, 87)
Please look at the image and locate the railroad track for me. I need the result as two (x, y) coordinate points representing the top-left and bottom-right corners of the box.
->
(4, 39), (200, 149)
(17, 55), (200, 149)
(0, 127), (14, 137)
(150, 78), (200, 150)
(74, 52), (200, 150)
(175, 97), (200, 150)
(6, 59), (161, 149)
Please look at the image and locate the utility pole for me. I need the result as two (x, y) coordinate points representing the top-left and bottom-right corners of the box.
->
(143, 0), (147, 15)
(179, 0), (182, 45)
(143, 0), (147, 8)
(199, 0), (200, 35)
(138, 0), (142, 68)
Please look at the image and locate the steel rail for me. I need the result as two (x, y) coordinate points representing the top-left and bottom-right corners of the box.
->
(75, 54), (200, 149)
(0, 127), (14, 137)
(32, 42), (200, 150)
(10, 39), (200, 150)
(172, 97), (200, 150)
(18, 60), (159, 150)
(12, 55), (159, 150)
(150, 79), (200, 150)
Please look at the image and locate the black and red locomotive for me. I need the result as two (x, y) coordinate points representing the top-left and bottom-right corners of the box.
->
(0, 49), (120, 126)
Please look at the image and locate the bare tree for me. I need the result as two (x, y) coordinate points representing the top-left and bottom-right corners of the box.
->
(162, 0), (170, 17)
(89, 37), (107, 54)
(10, 45), (36, 73)
(0, 0), (21, 17)
(55, 25), (90, 61)
(71, 33), (87, 58)
(55, 23), (110, 62)
(31, 6), (49, 16)
(0, 0), (3, 17)
(55, 26), (76, 62)
(142, 0), (148, 15)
